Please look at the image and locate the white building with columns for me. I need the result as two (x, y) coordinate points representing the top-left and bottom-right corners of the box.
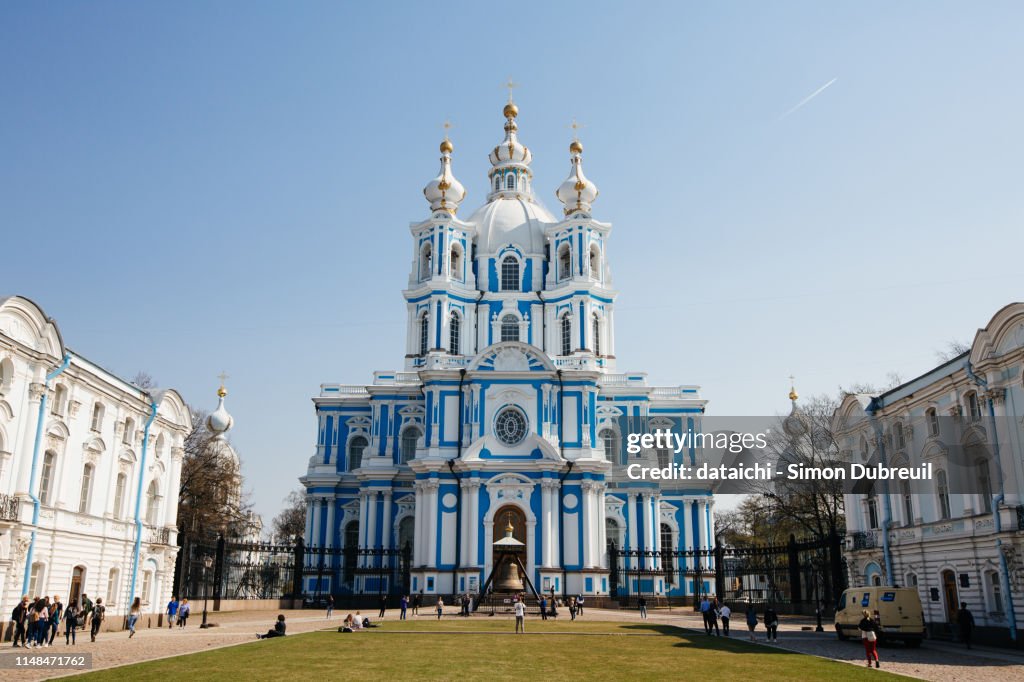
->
(300, 99), (715, 600)
(0, 296), (191, 620)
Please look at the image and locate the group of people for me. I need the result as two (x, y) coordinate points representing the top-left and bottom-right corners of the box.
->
(697, 597), (777, 642)
(165, 597), (192, 628)
(10, 593), (107, 646)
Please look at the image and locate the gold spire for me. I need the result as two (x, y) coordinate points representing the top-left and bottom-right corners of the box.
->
(505, 512), (514, 536)
(569, 119), (584, 153)
(440, 120), (453, 153)
(503, 77), (519, 119)
(217, 370), (229, 398)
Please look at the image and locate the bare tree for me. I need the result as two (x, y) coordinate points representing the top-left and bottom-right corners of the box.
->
(176, 406), (253, 540)
(936, 340), (970, 362)
(272, 489), (307, 543)
(132, 371), (157, 390)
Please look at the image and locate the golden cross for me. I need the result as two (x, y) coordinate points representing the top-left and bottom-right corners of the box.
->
(570, 118), (585, 141)
(505, 77), (519, 103)
(218, 371), (230, 386)
(442, 119), (453, 141)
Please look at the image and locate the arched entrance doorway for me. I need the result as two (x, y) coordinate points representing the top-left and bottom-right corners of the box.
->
(942, 569), (959, 623)
(491, 505), (527, 589)
(69, 565), (85, 606)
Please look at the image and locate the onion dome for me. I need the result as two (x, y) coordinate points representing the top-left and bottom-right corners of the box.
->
(423, 138), (466, 214)
(487, 102), (533, 199)
(555, 139), (599, 216)
(206, 384), (234, 440)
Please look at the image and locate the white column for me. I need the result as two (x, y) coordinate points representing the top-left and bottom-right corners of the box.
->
(381, 491), (393, 550)
(426, 481), (439, 568)
(597, 486), (607, 569)
(467, 481), (480, 566)
(541, 481), (553, 567)
(164, 451), (182, 526)
(652, 495), (662, 570)
(413, 483), (424, 566)
(15, 383), (45, 495)
(581, 481), (593, 568)
(627, 492), (638, 570)
(459, 483), (471, 565)
(304, 497), (314, 544)
(366, 491), (378, 550)
(325, 499), (336, 549)
(697, 501), (708, 551)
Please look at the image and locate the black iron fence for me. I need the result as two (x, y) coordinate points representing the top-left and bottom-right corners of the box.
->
(610, 533), (846, 614)
(174, 536), (411, 604)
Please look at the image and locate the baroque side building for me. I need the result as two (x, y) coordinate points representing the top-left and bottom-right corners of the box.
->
(301, 100), (715, 600)
(0, 296), (191, 619)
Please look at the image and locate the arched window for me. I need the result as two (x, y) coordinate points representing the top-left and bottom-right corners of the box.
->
(987, 570), (1004, 614)
(145, 480), (160, 525)
(500, 256), (519, 291)
(558, 244), (571, 280)
(592, 313), (601, 356)
(91, 403), (104, 432)
(859, 436), (869, 461)
(865, 491), (879, 529)
(142, 569), (153, 604)
(506, 173), (516, 190)
(500, 314), (520, 342)
(348, 436), (368, 471)
(660, 523), (674, 585)
(113, 472), (127, 519)
(936, 469), (951, 519)
(599, 428), (620, 462)
(106, 568), (120, 606)
(926, 408), (939, 437)
(967, 391), (982, 422)
(419, 312), (429, 356)
(39, 451), (56, 505)
(656, 447), (671, 469)
(894, 422), (905, 450)
(449, 311), (461, 355)
(124, 418), (135, 445)
(28, 562), (45, 599)
(420, 243), (432, 280)
(494, 175), (501, 192)
(978, 457), (993, 513)
(560, 313), (572, 356)
(401, 427), (420, 464)
(900, 479), (913, 526)
(589, 245), (600, 278)
(449, 245), (462, 279)
(0, 357), (10, 393)
(79, 463), (94, 514)
(398, 516), (415, 556)
(51, 384), (68, 417)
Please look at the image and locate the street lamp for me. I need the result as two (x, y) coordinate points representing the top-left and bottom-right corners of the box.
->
(200, 554), (213, 629)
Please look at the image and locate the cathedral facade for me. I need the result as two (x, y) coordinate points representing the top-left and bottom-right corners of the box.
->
(301, 101), (715, 599)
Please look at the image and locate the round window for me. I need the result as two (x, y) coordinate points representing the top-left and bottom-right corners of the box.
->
(495, 407), (528, 446)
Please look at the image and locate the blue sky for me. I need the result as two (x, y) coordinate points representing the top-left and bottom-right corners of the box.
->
(3, 1), (1022, 525)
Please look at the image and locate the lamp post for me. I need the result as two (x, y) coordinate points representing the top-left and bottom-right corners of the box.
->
(200, 554), (213, 629)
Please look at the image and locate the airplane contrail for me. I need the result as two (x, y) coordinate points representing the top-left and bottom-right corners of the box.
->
(779, 77), (838, 120)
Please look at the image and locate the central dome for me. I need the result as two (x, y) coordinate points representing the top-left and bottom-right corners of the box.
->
(467, 195), (557, 255)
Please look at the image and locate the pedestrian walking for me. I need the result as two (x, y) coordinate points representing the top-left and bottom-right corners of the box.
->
(957, 602), (975, 649)
(569, 596), (577, 621)
(32, 599), (49, 647)
(638, 596), (648, 619)
(379, 594), (388, 619)
(576, 594), (584, 616)
(764, 606), (779, 643)
(745, 604), (758, 641)
(436, 597), (444, 620)
(80, 594), (92, 633)
(326, 595), (334, 620)
(400, 595), (408, 620)
(63, 601), (79, 645)
(699, 596), (712, 634)
(90, 598), (105, 642)
(62, 602), (78, 643)
(719, 603), (731, 636)
(166, 596), (179, 628)
(11, 596), (29, 647)
(48, 596), (63, 645)
(707, 598), (720, 636)
(128, 597), (141, 638)
(540, 595), (548, 620)
(412, 592), (421, 616)
(859, 609), (880, 668)
(514, 599), (526, 634)
(178, 599), (190, 627)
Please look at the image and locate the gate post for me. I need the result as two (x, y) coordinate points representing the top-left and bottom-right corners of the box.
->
(293, 537), (305, 603)
(787, 534), (802, 609)
(714, 542), (725, 600)
(828, 530), (845, 608)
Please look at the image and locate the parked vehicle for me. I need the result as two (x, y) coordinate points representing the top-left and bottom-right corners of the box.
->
(834, 587), (925, 647)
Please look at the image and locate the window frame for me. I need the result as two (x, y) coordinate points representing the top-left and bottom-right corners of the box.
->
(500, 255), (520, 292)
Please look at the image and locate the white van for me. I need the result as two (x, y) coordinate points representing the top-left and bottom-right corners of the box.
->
(834, 587), (925, 647)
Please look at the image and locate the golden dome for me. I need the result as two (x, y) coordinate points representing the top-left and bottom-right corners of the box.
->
(569, 140), (583, 154)
(503, 102), (519, 119)
(439, 138), (453, 153)
(218, 385), (227, 398)
(789, 387), (798, 401)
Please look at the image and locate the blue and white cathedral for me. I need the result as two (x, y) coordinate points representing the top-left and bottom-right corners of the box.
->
(301, 100), (715, 599)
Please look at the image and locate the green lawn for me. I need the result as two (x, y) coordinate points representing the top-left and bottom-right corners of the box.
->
(79, 620), (901, 681)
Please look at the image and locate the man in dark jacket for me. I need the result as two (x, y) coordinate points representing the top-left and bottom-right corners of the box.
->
(11, 596), (29, 647)
(957, 602), (976, 649)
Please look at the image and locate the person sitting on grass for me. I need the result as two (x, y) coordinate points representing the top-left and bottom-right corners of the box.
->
(256, 614), (287, 639)
(340, 614), (355, 632)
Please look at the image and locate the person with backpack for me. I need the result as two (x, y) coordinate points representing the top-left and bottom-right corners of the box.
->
(90, 597), (105, 642)
(763, 605), (779, 643)
(859, 609), (880, 668)
(11, 595), (29, 648)
(64, 601), (80, 645)
(48, 595), (63, 645)
(745, 603), (758, 641)
(80, 594), (93, 633)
